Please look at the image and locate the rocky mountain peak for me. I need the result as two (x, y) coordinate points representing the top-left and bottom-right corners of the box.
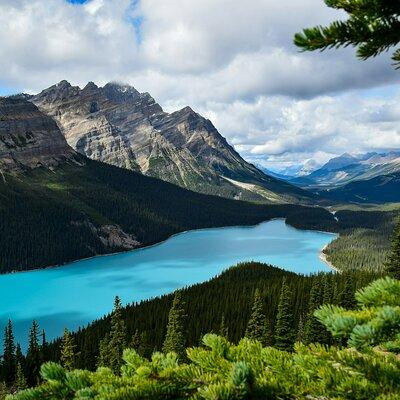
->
(57, 80), (72, 88)
(30, 80), (315, 203)
(0, 97), (78, 173)
(320, 152), (358, 172)
(83, 81), (99, 92)
(35, 80), (80, 103)
(102, 82), (140, 102)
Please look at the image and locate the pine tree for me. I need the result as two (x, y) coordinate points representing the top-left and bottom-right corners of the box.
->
(80, 330), (96, 371)
(98, 296), (127, 373)
(137, 331), (152, 359)
(386, 220), (400, 279)
(130, 329), (141, 350)
(274, 278), (295, 351)
(2, 320), (16, 385)
(339, 274), (357, 309)
(294, 0), (400, 69)
(98, 334), (110, 368)
(14, 362), (27, 392)
(219, 314), (229, 339)
(321, 275), (334, 344)
(304, 279), (324, 345)
(40, 329), (48, 367)
(163, 291), (186, 360)
(296, 314), (305, 343)
(14, 345), (24, 374)
(245, 289), (271, 346)
(322, 275), (333, 305)
(60, 328), (77, 371)
(25, 321), (41, 386)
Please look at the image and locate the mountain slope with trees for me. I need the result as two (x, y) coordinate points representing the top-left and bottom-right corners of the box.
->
(318, 172), (400, 203)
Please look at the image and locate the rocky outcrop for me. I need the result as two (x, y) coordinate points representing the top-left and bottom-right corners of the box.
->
(72, 220), (141, 250)
(97, 224), (140, 249)
(0, 96), (78, 173)
(32, 81), (315, 203)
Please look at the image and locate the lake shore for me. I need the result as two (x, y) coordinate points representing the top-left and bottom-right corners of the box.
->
(319, 244), (339, 272)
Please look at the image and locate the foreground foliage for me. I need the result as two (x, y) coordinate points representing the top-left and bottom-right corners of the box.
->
(294, 0), (400, 68)
(9, 338), (400, 400)
(40, 263), (378, 372)
(8, 277), (400, 400)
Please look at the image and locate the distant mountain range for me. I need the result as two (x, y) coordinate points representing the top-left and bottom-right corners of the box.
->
(281, 151), (400, 203)
(318, 172), (400, 203)
(29, 81), (315, 204)
(289, 152), (400, 188)
(261, 159), (320, 179)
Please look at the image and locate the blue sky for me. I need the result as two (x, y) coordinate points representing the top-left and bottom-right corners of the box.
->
(1, 0), (399, 169)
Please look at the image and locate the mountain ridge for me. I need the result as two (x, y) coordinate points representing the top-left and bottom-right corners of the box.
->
(289, 151), (400, 189)
(31, 80), (316, 204)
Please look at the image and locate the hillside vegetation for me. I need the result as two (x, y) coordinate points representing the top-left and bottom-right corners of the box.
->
(324, 210), (399, 272)
(17, 263), (380, 372)
(7, 274), (400, 400)
(0, 160), (337, 274)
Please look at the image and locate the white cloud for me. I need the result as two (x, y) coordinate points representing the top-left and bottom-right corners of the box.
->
(1, 0), (400, 170)
(195, 92), (400, 171)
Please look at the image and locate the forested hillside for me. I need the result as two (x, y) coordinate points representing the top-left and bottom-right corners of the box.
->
(12, 275), (400, 399)
(12, 262), (379, 372)
(324, 209), (399, 271)
(320, 172), (400, 203)
(0, 160), (336, 274)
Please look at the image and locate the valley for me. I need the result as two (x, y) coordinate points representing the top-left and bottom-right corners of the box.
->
(2, 0), (400, 398)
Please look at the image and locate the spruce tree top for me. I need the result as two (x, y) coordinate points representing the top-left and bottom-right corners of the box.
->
(294, 0), (400, 68)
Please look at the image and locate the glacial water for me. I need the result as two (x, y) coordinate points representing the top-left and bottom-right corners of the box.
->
(0, 219), (336, 349)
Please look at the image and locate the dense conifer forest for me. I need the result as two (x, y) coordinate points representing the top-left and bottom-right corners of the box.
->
(0, 159), (337, 274)
(0, 262), (381, 389)
(325, 210), (399, 271)
(1, 157), (397, 275)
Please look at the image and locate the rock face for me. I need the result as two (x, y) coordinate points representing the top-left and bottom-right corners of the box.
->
(32, 81), (314, 203)
(0, 96), (140, 253)
(0, 96), (78, 173)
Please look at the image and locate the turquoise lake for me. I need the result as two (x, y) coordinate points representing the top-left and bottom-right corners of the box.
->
(0, 219), (336, 349)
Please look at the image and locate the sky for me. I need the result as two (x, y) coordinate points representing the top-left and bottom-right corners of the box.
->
(1, 0), (400, 172)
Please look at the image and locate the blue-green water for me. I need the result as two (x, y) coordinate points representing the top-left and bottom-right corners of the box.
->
(1, 219), (336, 349)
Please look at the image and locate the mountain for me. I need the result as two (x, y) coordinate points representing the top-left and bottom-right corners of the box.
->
(318, 172), (400, 204)
(31, 81), (315, 204)
(0, 97), (334, 273)
(317, 152), (358, 172)
(290, 151), (400, 189)
(0, 97), (77, 172)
